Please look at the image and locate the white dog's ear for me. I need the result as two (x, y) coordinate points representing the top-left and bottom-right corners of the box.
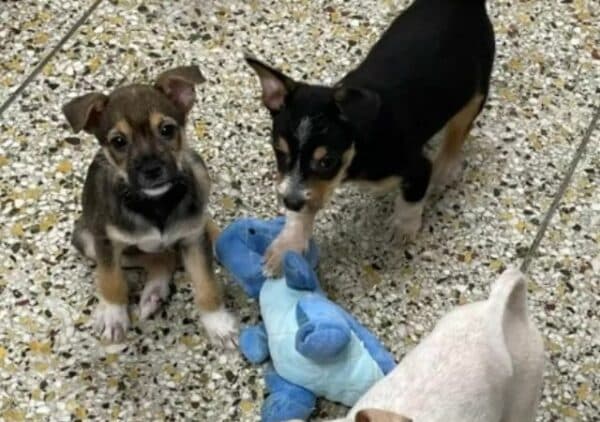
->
(355, 408), (412, 422)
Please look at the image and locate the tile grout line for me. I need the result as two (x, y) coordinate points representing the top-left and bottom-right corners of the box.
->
(520, 105), (600, 273)
(0, 0), (104, 118)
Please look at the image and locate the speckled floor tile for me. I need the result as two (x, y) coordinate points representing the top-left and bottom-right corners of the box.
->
(0, 0), (598, 421)
(0, 0), (98, 106)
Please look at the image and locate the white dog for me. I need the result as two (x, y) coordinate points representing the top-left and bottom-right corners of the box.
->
(328, 267), (545, 422)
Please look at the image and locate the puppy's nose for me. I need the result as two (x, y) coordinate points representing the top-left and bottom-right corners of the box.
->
(138, 159), (165, 182)
(283, 194), (306, 212)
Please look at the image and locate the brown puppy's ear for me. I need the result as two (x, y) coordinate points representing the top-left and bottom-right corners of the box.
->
(333, 86), (381, 125)
(245, 53), (296, 112)
(355, 408), (412, 422)
(155, 65), (206, 114)
(62, 92), (108, 133)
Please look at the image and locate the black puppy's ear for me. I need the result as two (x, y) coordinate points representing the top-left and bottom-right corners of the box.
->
(334, 86), (381, 125)
(245, 53), (296, 112)
(155, 65), (206, 114)
(62, 92), (108, 134)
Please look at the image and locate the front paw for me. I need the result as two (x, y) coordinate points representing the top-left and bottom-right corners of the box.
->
(93, 302), (130, 343)
(263, 234), (307, 277)
(200, 308), (239, 350)
(386, 213), (422, 245)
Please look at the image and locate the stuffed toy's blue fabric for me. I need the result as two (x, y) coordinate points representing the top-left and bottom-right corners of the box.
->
(215, 217), (396, 422)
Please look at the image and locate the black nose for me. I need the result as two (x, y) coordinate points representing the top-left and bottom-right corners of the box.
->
(137, 159), (166, 184)
(283, 195), (306, 211)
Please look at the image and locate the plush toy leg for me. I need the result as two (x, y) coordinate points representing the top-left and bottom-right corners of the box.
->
(262, 365), (316, 422)
(239, 323), (270, 364)
(283, 251), (320, 291)
(295, 295), (352, 362)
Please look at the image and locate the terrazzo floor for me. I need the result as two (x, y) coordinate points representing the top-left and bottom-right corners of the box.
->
(0, 0), (598, 421)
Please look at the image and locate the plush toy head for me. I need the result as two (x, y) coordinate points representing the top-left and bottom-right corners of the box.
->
(215, 217), (319, 298)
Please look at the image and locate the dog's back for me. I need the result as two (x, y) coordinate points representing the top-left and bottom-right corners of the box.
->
(343, 0), (495, 148)
(337, 268), (544, 422)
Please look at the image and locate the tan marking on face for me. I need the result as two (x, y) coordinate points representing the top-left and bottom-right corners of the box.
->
(276, 137), (290, 154)
(113, 119), (132, 140)
(304, 145), (355, 210)
(312, 146), (328, 161)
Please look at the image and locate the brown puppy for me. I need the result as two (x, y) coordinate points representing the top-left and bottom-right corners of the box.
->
(63, 66), (237, 347)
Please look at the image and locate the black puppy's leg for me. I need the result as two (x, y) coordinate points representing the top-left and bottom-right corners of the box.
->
(389, 154), (432, 242)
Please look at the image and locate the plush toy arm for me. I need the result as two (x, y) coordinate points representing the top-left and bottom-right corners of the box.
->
(295, 295), (352, 362)
(283, 251), (320, 291)
(239, 323), (270, 364)
(339, 306), (396, 374)
(262, 365), (316, 422)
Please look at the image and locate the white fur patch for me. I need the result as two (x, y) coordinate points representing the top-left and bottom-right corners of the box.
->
(388, 195), (424, 242)
(200, 307), (238, 349)
(94, 301), (130, 343)
(142, 182), (172, 197)
(295, 116), (312, 145)
(106, 215), (207, 253)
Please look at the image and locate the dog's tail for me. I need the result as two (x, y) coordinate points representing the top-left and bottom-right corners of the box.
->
(486, 267), (531, 373)
(485, 267), (545, 421)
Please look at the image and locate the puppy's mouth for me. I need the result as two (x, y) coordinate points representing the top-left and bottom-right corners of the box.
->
(141, 181), (173, 197)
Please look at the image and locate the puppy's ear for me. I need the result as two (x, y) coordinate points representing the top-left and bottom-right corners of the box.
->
(62, 92), (108, 134)
(334, 86), (381, 126)
(355, 408), (412, 422)
(155, 65), (206, 114)
(245, 53), (296, 112)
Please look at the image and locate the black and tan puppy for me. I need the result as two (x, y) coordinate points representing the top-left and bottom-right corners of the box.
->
(63, 66), (237, 347)
(246, 0), (495, 275)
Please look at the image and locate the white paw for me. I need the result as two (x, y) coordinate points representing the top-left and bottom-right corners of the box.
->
(263, 233), (307, 277)
(94, 302), (130, 343)
(201, 308), (238, 350)
(386, 212), (422, 245)
(139, 277), (170, 320)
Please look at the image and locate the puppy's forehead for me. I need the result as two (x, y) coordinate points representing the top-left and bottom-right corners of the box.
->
(105, 84), (183, 126)
(294, 116), (312, 146)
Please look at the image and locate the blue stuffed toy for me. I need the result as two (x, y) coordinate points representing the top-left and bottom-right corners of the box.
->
(215, 217), (396, 422)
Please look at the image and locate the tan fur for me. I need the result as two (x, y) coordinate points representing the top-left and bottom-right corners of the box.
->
(113, 119), (133, 139)
(313, 146), (328, 161)
(96, 265), (129, 304)
(433, 94), (484, 183)
(276, 137), (290, 154)
(305, 146), (355, 210)
(181, 242), (223, 312)
(355, 409), (412, 422)
(137, 251), (177, 282)
(205, 218), (221, 246)
(355, 176), (401, 196)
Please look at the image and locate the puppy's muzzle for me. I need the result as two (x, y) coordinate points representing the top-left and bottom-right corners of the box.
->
(135, 157), (170, 188)
(283, 192), (306, 212)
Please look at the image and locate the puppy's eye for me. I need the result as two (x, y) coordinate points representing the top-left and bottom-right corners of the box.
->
(159, 122), (177, 139)
(317, 155), (339, 171)
(110, 135), (127, 150)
